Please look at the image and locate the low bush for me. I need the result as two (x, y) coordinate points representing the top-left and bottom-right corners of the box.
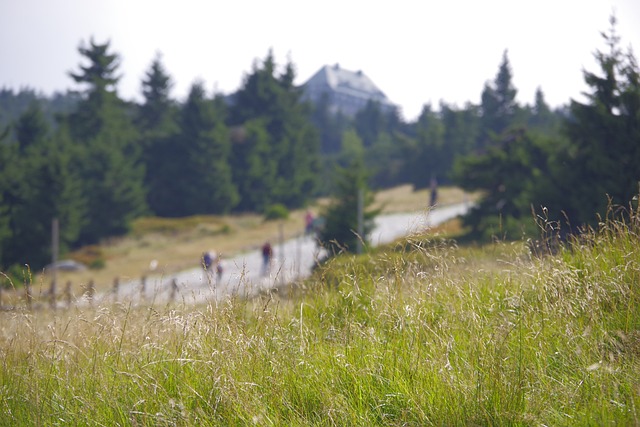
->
(263, 203), (289, 221)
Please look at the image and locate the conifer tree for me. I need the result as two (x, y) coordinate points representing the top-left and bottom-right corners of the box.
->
(554, 15), (640, 229)
(230, 52), (319, 208)
(230, 119), (277, 212)
(0, 131), (17, 270)
(318, 155), (378, 255)
(137, 54), (180, 215)
(479, 50), (518, 147)
(408, 104), (446, 188)
(526, 87), (561, 135)
(137, 54), (176, 134)
(178, 81), (238, 215)
(3, 106), (86, 269)
(67, 38), (147, 243)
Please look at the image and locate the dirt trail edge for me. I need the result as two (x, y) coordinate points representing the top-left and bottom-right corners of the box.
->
(88, 203), (471, 306)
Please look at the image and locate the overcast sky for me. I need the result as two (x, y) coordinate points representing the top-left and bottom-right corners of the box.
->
(1, 0), (639, 121)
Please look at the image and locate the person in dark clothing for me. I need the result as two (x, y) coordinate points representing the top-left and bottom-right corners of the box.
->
(429, 176), (438, 207)
(202, 251), (213, 271)
(261, 242), (273, 276)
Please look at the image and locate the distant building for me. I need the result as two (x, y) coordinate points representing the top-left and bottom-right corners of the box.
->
(302, 64), (396, 117)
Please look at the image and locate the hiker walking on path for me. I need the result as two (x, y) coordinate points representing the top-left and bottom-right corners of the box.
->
(429, 176), (438, 207)
(305, 211), (315, 235)
(202, 250), (219, 282)
(261, 241), (273, 276)
(216, 255), (224, 283)
(202, 251), (213, 272)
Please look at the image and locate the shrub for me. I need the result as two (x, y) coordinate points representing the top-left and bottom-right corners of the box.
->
(263, 204), (289, 221)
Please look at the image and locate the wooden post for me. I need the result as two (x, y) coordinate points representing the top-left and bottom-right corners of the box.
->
(64, 281), (72, 307)
(50, 218), (59, 300)
(357, 188), (364, 255)
(87, 280), (95, 305)
(296, 232), (301, 278)
(25, 281), (32, 310)
(49, 280), (57, 310)
(140, 276), (147, 300)
(170, 278), (178, 301)
(279, 222), (285, 284)
(113, 277), (119, 303)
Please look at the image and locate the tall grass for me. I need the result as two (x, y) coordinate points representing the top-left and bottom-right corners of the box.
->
(1, 209), (639, 425)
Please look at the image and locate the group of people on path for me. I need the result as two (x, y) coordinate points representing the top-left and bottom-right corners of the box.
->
(201, 210), (320, 282)
(201, 250), (223, 283)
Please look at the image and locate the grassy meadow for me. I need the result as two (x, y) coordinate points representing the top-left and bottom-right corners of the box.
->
(1, 188), (639, 425)
(1, 185), (473, 301)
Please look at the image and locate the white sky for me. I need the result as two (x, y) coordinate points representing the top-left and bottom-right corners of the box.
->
(1, 1), (639, 122)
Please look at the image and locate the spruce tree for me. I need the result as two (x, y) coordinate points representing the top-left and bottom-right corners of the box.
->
(67, 38), (147, 243)
(137, 54), (176, 134)
(526, 87), (561, 135)
(3, 106), (86, 269)
(453, 128), (553, 239)
(318, 155), (378, 255)
(230, 119), (276, 212)
(230, 52), (320, 208)
(178, 81), (238, 215)
(137, 54), (180, 216)
(409, 104), (446, 188)
(479, 50), (518, 147)
(0, 131), (17, 270)
(555, 16), (640, 229)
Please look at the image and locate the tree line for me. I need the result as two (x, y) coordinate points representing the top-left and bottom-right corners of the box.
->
(324, 16), (639, 248)
(1, 15), (638, 274)
(0, 39), (320, 275)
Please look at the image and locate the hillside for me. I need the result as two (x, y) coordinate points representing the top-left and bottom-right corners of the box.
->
(0, 190), (638, 424)
(10, 185), (471, 299)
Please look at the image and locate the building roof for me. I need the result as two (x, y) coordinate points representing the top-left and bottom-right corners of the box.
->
(302, 64), (395, 115)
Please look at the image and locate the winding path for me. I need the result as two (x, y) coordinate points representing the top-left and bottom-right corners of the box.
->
(93, 203), (471, 306)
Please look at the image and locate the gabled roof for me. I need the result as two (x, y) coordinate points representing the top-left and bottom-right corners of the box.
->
(303, 64), (394, 107)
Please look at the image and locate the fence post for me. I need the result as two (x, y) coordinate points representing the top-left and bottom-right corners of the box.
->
(49, 279), (57, 310)
(25, 281), (32, 310)
(50, 218), (59, 304)
(65, 280), (72, 308)
(87, 280), (95, 305)
(113, 277), (119, 303)
(170, 278), (178, 302)
(140, 276), (146, 300)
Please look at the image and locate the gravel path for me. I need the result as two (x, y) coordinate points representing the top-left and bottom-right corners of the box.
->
(87, 203), (471, 306)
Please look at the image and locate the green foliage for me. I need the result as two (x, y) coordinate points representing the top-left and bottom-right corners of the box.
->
(407, 104), (446, 188)
(229, 51), (320, 209)
(1, 207), (639, 424)
(479, 50), (519, 147)
(179, 82), (238, 215)
(0, 106), (86, 270)
(130, 215), (228, 236)
(318, 156), (379, 255)
(136, 53), (177, 135)
(263, 203), (289, 221)
(88, 258), (105, 270)
(526, 87), (563, 135)
(455, 18), (640, 239)
(136, 54), (181, 217)
(230, 120), (277, 212)
(550, 16), (640, 230)
(308, 92), (350, 154)
(0, 88), (79, 133)
(453, 128), (556, 240)
(67, 38), (147, 244)
(353, 102), (411, 188)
